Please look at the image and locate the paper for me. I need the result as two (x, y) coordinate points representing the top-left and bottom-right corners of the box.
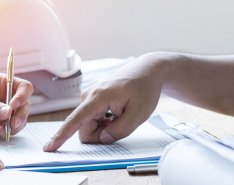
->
(180, 129), (234, 163)
(0, 120), (175, 170)
(150, 113), (234, 163)
(222, 135), (234, 149)
(0, 170), (88, 185)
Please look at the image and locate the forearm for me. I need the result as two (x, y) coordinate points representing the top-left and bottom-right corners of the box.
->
(152, 52), (234, 115)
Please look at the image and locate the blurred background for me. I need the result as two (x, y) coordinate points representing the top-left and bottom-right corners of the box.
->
(51, 0), (234, 60)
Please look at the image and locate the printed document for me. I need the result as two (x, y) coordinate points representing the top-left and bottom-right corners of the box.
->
(0, 120), (175, 168)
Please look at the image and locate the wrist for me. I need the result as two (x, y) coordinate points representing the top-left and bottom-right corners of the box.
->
(141, 52), (184, 88)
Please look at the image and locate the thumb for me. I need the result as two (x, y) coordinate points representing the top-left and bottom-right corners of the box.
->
(99, 109), (139, 144)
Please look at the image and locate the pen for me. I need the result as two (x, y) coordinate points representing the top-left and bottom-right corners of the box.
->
(127, 163), (158, 174)
(5, 48), (14, 142)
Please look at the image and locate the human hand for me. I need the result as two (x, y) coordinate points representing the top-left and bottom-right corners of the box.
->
(0, 74), (33, 136)
(44, 53), (169, 152)
(0, 160), (3, 171)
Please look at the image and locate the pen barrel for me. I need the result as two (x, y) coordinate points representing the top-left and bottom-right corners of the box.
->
(5, 119), (11, 131)
(128, 164), (158, 174)
(134, 164), (158, 173)
(5, 82), (13, 140)
(6, 82), (13, 105)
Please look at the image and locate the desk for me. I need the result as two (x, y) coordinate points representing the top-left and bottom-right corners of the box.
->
(28, 96), (234, 185)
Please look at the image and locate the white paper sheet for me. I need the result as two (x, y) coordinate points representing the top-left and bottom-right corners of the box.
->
(0, 121), (175, 168)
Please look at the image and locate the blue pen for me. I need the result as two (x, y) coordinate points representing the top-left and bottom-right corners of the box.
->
(7, 160), (159, 173)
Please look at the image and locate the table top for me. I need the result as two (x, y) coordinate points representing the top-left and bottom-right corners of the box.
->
(28, 96), (234, 185)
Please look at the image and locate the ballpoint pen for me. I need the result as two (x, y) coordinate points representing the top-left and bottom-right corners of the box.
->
(127, 163), (158, 174)
(5, 47), (14, 142)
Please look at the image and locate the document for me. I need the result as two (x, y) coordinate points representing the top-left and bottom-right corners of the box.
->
(0, 170), (88, 185)
(179, 128), (234, 163)
(0, 119), (175, 172)
(150, 113), (234, 163)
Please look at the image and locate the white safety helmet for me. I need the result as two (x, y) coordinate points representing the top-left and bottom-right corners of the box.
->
(0, 0), (82, 100)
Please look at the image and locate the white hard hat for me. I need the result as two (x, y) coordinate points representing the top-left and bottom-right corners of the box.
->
(0, 0), (82, 99)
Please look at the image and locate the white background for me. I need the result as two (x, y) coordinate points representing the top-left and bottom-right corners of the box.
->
(50, 0), (234, 60)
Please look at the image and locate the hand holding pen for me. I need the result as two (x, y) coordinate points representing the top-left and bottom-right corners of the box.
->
(0, 48), (33, 141)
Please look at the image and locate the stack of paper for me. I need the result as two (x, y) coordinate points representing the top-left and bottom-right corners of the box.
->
(0, 117), (175, 172)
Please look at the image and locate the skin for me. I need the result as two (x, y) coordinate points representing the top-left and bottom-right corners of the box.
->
(0, 74), (33, 170)
(42, 51), (234, 152)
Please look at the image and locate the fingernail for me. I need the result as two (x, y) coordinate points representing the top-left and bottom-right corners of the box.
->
(0, 105), (11, 118)
(100, 132), (115, 144)
(0, 160), (4, 170)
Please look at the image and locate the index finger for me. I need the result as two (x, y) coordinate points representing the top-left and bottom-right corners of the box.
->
(10, 77), (33, 109)
(43, 96), (109, 152)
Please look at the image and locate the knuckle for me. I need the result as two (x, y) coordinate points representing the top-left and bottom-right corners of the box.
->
(79, 133), (90, 143)
(78, 129), (99, 144)
(80, 91), (87, 102)
(78, 131), (93, 144)
(90, 86), (108, 97)
(24, 81), (34, 95)
(78, 127), (91, 143)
